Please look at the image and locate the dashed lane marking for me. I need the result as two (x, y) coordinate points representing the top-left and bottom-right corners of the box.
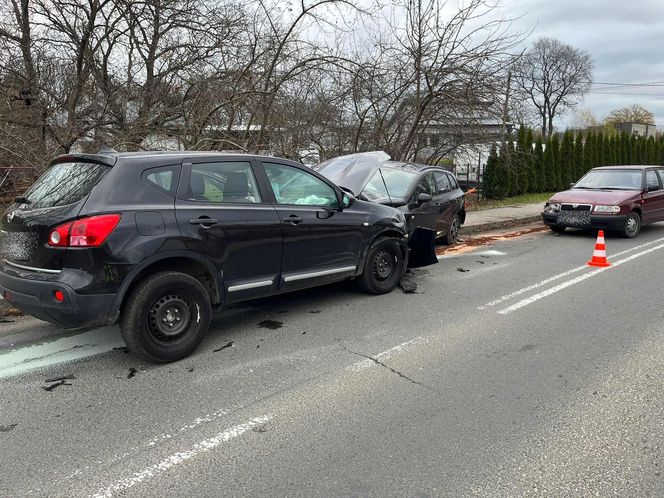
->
(497, 241), (664, 314)
(480, 236), (664, 310)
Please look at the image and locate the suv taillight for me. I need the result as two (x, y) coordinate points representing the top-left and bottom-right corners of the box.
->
(48, 214), (121, 247)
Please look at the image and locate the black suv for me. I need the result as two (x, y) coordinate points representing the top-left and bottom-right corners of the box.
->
(0, 152), (415, 361)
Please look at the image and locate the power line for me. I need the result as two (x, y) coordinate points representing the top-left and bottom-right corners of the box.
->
(591, 81), (664, 88)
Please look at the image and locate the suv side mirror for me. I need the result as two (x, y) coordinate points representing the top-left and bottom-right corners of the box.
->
(417, 192), (432, 204)
(647, 184), (659, 192)
(341, 192), (354, 209)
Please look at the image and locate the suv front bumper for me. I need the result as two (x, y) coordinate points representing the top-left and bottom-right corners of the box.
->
(0, 267), (113, 329)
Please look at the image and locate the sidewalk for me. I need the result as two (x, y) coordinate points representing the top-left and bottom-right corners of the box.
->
(460, 202), (544, 235)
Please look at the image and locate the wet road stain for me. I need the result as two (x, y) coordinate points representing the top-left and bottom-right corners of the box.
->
(127, 368), (138, 379)
(0, 424), (17, 433)
(258, 320), (283, 330)
(309, 310), (321, 314)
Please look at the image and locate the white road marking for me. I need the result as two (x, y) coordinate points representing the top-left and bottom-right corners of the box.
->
(480, 236), (664, 309)
(497, 241), (664, 314)
(91, 415), (272, 498)
(60, 406), (234, 484)
(347, 337), (428, 371)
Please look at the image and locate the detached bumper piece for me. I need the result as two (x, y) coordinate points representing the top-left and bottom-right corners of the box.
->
(0, 269), (113, 329)
(407, 228), (438, 268)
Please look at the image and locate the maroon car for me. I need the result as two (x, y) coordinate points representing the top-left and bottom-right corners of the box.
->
(542, 165), (664, 238)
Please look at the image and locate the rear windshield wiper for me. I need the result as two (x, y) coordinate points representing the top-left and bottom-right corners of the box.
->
(14, 196), (31, 204)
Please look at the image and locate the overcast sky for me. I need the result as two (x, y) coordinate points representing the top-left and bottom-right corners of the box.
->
(502, 0), (664, 129)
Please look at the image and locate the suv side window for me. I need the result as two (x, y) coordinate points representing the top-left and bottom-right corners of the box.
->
(447, 173), (459, 189)
(414, 173), (436, 198)
(187, 162), (261, 203)
(646, 170), (660, 190)
(143, 165), (180, 196)
(263, 162), (338, 207)
(434, 171), (452, 194)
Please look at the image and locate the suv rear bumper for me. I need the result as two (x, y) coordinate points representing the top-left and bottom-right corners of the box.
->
(0, 269), (113, 329)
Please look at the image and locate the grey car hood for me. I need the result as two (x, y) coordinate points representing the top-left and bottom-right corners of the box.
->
(313, 151), (390, 197)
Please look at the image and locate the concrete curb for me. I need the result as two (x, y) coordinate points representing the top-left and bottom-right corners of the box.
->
(460, 215), (543, 235)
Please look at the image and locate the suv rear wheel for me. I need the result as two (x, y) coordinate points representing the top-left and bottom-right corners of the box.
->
(121, 271), (211, 362)
(357, 238), (403, 294)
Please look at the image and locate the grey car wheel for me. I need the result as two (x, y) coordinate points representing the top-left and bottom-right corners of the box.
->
(622, 212), (641, 238)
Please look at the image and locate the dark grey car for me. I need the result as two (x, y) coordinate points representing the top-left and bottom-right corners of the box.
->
(314, 152), (466, 244)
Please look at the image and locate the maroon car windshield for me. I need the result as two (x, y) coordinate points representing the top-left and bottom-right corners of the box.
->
(575, 170), (642, 190)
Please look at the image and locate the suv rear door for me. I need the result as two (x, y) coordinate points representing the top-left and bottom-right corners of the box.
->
(174, 158), (283, 302)
(0, 159), (111, 272)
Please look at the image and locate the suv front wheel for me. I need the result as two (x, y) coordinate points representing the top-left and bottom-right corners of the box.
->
(121, 271), (211, 362)
(357, 238), (403, 294)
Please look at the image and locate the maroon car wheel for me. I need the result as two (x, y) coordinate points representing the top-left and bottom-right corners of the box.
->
(622, 212), (641, 238)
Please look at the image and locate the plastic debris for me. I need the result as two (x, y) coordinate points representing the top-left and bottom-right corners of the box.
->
(213, 341), (234, 352)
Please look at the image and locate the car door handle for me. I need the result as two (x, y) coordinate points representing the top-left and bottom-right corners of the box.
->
(189, 217), (218, 226)
(283, 215), (303, 225)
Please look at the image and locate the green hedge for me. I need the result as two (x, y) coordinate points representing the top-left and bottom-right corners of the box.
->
(483, 128), (664, 199)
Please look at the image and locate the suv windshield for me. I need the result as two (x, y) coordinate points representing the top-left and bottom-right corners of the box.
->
(574, 170), (643, 190)
(21, 162), (110, 208)
(363, 168), (418, 199)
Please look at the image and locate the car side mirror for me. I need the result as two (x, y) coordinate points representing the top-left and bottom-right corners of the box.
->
(341, 192), (354, 209)
(647, 184), (659, 192)
(569, 182), (575, 189)
(417, 193), (432, 204)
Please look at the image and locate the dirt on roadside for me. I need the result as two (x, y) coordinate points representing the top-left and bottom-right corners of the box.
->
(0, 300), (23, 318)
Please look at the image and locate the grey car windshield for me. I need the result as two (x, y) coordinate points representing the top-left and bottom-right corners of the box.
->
(363, 168), (419, 199)
(574, 170), (643, 190)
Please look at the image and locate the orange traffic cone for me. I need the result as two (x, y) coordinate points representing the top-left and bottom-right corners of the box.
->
(587, 230), (611, 267)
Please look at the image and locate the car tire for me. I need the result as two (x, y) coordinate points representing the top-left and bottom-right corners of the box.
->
(622, 212), (641, 238)
(549, 225), (566, 234)
(441, 214), (461, 244)
(121, 271), (211, 363)
(357, 238), (403, 295)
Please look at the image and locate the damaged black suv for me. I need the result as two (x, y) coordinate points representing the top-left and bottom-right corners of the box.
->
(0, 152), (425, 362)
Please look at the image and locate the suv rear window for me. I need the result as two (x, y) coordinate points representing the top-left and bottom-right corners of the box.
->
(22, 161), (109, 208)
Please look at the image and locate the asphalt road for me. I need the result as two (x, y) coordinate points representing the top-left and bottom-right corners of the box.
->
(1, 224), (663, 497)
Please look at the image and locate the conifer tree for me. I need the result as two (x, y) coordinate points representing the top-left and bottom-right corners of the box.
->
(496, 142), (511, 198)
(483, 143), (499, 198)
(559, 131), (574, 189)
(506, 136), (517, 196)
(573, 132), (584, 181)
(595, 132), (604, 166)
(583, 132), (594, 174)
(533, 136), (544, 192)
(524, 128), (534, 193)
(550, 133), (561, 190)
(543, 135), (554, 191)
(515, 127), (529, 195)
(646, 137), (658, 164)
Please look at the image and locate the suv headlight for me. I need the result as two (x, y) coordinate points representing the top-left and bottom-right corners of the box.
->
(593, 205), (621, 213)
(544, 202), (561, 212)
